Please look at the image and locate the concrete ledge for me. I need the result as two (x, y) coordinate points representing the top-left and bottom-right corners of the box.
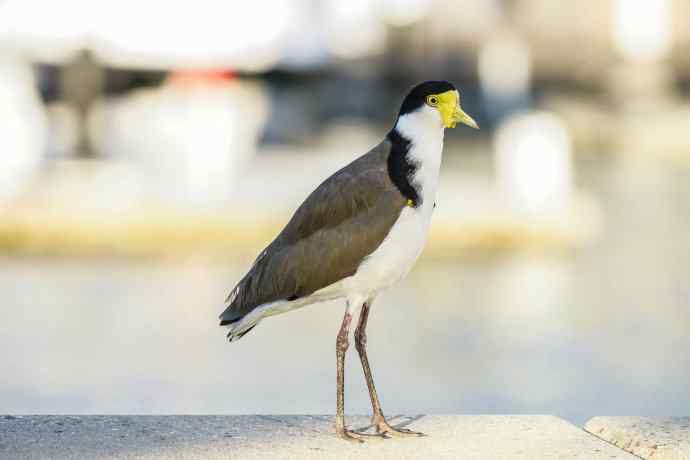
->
(1, 415), (636, 459)
(585, 417), (690, 460)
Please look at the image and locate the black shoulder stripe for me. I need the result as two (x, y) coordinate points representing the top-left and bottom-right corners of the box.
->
(386, 129), (421, 207)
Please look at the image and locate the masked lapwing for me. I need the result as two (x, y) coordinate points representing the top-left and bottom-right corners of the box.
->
(219, 81), (478, 442)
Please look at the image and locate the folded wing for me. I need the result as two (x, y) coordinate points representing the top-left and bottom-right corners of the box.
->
(219, 141), (405, 325)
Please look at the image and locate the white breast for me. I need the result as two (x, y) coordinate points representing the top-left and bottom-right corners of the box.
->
(341, 125), (443, 297)
(343, 204), (431, 294)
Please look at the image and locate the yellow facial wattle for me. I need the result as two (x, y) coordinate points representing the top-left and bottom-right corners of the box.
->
(432, 90), (479, 129)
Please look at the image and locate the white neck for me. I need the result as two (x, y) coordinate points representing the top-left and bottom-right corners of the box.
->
(395, 105), (445, 149)
(394, 106), (445, 206)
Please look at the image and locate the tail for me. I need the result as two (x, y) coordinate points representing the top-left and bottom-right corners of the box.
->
(218, 246), (296, 342)
(223, 320), (259, 342)
(219, 297), (298, 342)
(219, 308), (261, 343)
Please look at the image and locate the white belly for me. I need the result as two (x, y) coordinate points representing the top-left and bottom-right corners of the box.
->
(340, 202), (434, 296)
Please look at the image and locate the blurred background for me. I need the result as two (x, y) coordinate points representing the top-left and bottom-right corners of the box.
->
(1, 0), (689, 425)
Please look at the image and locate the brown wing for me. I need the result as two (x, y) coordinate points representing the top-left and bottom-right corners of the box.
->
(219, 140), (406, 324)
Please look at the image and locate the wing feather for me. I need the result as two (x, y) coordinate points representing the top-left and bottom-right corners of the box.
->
(219, 140), (405, 324)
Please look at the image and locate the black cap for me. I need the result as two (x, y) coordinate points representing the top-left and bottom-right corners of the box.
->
(398, 81), (456, 117)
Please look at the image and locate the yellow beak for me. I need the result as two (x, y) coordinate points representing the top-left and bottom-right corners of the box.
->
(452, 106), (479, 129)
(437, 90), (479, 129)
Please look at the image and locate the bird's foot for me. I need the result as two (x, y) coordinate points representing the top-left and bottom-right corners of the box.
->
(336, 426), (387, 443)
(373, 418), (425, 438)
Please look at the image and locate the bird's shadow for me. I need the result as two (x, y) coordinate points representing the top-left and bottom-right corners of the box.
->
(352, 414), (426, 433)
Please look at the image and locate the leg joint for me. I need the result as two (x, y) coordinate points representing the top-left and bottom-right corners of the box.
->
(336, 333), (349, 353)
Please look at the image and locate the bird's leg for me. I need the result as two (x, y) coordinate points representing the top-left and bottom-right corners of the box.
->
(354, 301), (425, 438)
(335, 310), (355, 441)
(335, 308), (384, 443)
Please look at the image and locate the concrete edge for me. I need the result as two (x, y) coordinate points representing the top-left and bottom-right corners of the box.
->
(585, 416), (690, 460)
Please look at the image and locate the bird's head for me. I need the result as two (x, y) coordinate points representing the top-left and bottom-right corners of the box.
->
(397, 81), (478, 131)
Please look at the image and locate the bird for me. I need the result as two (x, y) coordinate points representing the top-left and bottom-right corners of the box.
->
(219, 81), (478, 442)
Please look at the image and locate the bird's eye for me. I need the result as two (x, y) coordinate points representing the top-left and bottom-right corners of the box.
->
(427, 96), (439, 106)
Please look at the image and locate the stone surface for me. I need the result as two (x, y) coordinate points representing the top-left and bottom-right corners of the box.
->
(585, 417), (690, 460)
(0, 415), (636, 460)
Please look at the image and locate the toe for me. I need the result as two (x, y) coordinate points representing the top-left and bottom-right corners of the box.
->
(376, 422), (425, 438)
(337, 428), (390, 442)
(337, 431), (364, 443)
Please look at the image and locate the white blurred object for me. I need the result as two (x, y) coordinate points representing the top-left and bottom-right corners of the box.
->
(0, 0), (295, 70)
(479, 31), (531, 98)
(494, 112), (573, 216)
(612, 0), (671, 61)
(325, 0), (386, 58)
(93, 1), (295, 71)
(89, 79), (268, 208)
(280, 1), (330, 69)
(375, 0), (432, 27)
(0, 57), (46, 202)
(0, 0), (85, 63)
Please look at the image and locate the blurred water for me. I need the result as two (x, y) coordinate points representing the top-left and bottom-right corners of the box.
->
(0, 158), (689, 426)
